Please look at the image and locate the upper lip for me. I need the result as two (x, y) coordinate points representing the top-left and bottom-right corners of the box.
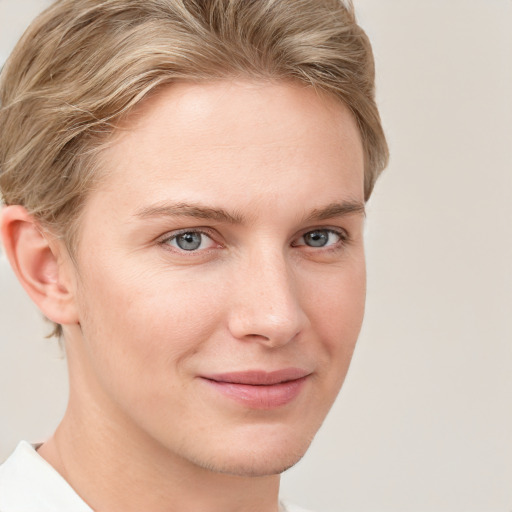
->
(201, 368), (310, 386)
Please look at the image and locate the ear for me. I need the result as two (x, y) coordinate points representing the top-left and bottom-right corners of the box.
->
(0, 205), (79, 327)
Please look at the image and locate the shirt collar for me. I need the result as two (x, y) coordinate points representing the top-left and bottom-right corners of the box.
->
(0, 441), (93, 512)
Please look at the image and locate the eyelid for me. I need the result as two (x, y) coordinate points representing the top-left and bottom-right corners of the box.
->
(292, 227), (349, 248)
(158, 227), (221, 251)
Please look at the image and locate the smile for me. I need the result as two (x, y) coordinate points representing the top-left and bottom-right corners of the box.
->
(200, 369), (310, 409)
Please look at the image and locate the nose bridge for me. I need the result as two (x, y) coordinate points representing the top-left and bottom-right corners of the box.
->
(228, 246), (307, 346)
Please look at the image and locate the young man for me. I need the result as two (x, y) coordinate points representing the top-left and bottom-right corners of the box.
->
(0, 1), (388, 510)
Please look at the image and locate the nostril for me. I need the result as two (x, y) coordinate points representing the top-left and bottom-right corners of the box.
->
(246, 333), (270, 340)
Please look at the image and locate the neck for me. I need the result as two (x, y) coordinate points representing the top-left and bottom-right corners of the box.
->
(38, 364), (281, 512)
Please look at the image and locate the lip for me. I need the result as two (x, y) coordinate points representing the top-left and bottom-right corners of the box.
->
(200, 368), (310, 409)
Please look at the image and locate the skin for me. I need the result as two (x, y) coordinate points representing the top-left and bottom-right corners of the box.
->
(1, 80), (366, 512)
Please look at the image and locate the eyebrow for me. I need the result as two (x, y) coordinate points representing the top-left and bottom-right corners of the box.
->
(134, 202), (244, 224)
(134, 199), (365, 224)
(304, 200), (366, 222)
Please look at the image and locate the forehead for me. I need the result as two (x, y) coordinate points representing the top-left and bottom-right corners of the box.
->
(109, 81), (359, 155)
(86, 79), (364, 222)
(120, 79), (360, 142)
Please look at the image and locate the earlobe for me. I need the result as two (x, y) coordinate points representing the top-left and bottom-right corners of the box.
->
(0, 205), (79, 327)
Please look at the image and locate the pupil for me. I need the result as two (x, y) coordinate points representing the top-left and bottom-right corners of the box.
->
(177, 232), (202, 251)
(305, 231), (328, 247)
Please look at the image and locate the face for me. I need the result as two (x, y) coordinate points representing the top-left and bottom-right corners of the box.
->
(66, 80), (366, 476)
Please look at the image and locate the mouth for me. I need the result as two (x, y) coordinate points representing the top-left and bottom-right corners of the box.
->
(200, 368), (310, 409)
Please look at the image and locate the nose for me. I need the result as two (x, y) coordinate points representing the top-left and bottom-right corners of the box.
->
(227, 250), (309, 348)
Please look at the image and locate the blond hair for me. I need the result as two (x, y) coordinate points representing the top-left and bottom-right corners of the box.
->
(0, 0), (388, 337)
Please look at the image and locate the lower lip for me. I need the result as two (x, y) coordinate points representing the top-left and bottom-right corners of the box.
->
(202, 377), (308, 409)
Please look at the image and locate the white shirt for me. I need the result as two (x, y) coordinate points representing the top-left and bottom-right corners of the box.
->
(0, 441), (313, 512)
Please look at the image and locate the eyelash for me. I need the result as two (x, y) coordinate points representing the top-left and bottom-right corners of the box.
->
(159, 228), (219, 253)
(292, 228), (348, 250)
(158, 227), (350, 254)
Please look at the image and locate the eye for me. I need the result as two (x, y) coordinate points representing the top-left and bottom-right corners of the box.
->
(294, 229), (345, 248)
(162, 230), (217, 252)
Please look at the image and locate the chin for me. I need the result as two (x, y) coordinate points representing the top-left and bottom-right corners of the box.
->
(198, 448), (309, 478)
(183, 425), (316, 477)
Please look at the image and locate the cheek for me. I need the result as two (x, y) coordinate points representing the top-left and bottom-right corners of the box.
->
(304, 255), (366, 374)
(74, 261), (225, 389)
(309, 256), (366, 331)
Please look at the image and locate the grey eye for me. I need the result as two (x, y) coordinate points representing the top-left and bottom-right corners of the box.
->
(175, 232), (203, 251)
(163, 230), (217, 253)
(303, 230), (330, 247)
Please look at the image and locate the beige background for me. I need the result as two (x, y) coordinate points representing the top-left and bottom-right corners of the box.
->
(1, 1), (511, 511)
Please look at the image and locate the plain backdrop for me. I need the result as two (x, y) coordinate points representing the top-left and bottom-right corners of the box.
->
(0, 1), (511, 511)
